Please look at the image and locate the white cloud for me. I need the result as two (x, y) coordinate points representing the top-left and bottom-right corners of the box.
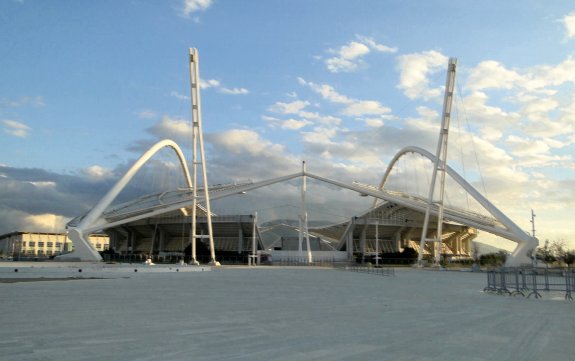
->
(467, 61), (523, 91)
(507, 135), (550, 157)
(136, 110), (158, 119)
(458, 91), (520, 130)
(281, 118), (312, 130)
(268, 99), (340, 129)
(467, 57), (575, 94)
(562, 11), (575, 39)
(325, 41), (370, 73)
(338, 41), (370, 60)
(170, 91), (190, 101)
(0, 96), (45, 107)
(324, 36), (396, 73)
(84, 165), (114, 180)
(199, 79), (220, 89)
(341, 100), (391, 116)
(504, 135), (571, 168)
(181, 0), (213, 17)
(478, 127), (504, 142)
(529, 57), (575, 88)
(364, 118), (385, 127)
(209, 129), (284, 156)
(521, 97), (559, 121)
(220, 87), (249, 95)
(28, 181), (57, 188)
(357, 36), (398, 53)
(297, 78), (351, 104)
(397, 50), (448, 100)
(198, 78), (249, 95)
(269, 100), (310, 114)
(148, 115), (193, 142)
(25, 213), (69, 232)
(298, 78), (390, 117)
(301, 127), (339, 146)
(297, 111), (341, 126)
(2, 119), (31, 138)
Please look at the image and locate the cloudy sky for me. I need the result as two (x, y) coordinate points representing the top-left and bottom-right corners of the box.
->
(1, 0), (574, 249)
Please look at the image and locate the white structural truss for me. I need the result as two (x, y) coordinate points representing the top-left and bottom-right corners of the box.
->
(61, 55), (538, 267)
(62, 142), (538, 266)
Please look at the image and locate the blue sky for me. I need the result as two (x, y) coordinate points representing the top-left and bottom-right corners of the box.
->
(1, 0), (574, 249)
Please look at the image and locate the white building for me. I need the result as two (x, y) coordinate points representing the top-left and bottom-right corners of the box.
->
(0, 231), (109, 259)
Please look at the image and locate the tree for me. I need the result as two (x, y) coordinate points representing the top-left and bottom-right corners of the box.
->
(550, 239), (575, 267)
(551, 239), (565, 261)
(535, 240), (556, 266)
(479, 251), (507, 267)
(535, 239), (575, 268)
(563, 251), (575, 267)
(471, 241), (481, 264)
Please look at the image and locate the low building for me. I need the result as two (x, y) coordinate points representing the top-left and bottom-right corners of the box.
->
(0, 231), (109, 259)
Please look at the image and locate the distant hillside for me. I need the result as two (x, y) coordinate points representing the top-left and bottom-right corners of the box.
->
(472, 241), (509, 256)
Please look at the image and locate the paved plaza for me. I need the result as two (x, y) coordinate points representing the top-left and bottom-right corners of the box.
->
(1, 264), (574, 360)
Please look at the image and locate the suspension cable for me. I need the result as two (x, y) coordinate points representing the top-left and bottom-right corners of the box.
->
(454, 93), (471, 210)
(456, 82), (488, 197)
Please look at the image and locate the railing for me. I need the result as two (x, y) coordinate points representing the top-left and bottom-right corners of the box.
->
(484, 267), (575, 300)
(343, 266), (395, 277)
(271, 258), (342, 267)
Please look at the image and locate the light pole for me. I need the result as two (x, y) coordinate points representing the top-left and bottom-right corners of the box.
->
(375, 220), (379, 267)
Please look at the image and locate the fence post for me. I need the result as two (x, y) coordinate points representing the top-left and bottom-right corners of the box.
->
(566, 269), (573, 301)
(521, 267), (527, 290)
(484, 271), (493, 292)
(499, 269), (510, 295)
(528, 270), (542, 299)
(511, 269), (523, 296)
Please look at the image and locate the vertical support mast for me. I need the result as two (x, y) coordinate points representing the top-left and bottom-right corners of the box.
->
(189, 48), (219, 266)
(375, 220), (379, 267)
(251, 211), (257, 266)
(530, 209), (536, 238)
(298, 162), (304, 257)
(417, 57), (457, 266)
(300, 161), (313, 263)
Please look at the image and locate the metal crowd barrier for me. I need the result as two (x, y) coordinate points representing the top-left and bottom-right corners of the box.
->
(484, 267), (575, 300)
(343, 266), (395, 277)
(271, 258), (342, 267)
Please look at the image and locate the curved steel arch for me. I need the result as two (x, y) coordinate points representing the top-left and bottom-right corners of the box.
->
(59, 139), (193, 262)
(62, 141), (537, 266)
(372, 146), (538, 266)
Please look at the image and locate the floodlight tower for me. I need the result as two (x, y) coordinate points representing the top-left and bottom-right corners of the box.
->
(418, 58), (457, 266)
(189, 48), (219, 266)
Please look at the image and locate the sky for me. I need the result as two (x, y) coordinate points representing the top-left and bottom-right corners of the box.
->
(1, 0), (574, 250)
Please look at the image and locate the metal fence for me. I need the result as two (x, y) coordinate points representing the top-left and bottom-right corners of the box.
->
(484, 267), (575, 300)
(343, 266), (395, 277)
(271, 258), (343, 267)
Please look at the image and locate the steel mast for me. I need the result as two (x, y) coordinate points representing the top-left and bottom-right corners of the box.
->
(299, 161), (313, 263)
(189, 48), (219, 266)
(417, 58), (457, 266)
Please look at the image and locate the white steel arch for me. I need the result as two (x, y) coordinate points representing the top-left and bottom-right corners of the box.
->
(58, 139), (193, 262)
(371, 145), (538, 266)
(62, 141), (537, 266)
